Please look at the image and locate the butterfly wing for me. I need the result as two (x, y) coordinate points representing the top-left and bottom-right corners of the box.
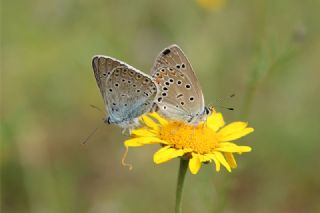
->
(92, 55), (134, 105)
(151, 45), (205, 122)
(153, 67), (205, 122)
(105, 66), (158, 125)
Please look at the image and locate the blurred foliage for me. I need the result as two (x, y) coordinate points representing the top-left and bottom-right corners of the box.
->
(1, 0), (320, 212)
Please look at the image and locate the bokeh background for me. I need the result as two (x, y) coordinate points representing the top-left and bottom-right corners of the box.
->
(2, 0), (320, 212)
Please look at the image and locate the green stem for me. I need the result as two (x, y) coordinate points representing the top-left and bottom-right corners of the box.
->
(175, 159), (188, 213)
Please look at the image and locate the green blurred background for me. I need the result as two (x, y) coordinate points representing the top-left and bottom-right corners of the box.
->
(1, 0), (320, 212)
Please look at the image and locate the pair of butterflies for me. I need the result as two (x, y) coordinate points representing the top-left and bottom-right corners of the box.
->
(92, 45), (211, 129)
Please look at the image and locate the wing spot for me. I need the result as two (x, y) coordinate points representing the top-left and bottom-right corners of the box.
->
(177, 94), (183, 98)
(189, 97), (194, 102)
(144, 92), (149, 97)
(122, 79), (125, 82)
(128, 80), (131, 84)
(163, 106), (167, 110)
(169, 78), (174, 83)
(165, 82), (170, 86)
(133, 84), (136, 87)
(162, 49), (171, 55)
(157, 97), (162, 102)
(112, 103), (116, 106)
(136, 89), (141, 93)
(115, 83), (119, 87)
(177, 80), (182, 85)
(124, 104), (127, 106)
(181, 64), (185, 68)
(102, 73), (107, 76)
(181, 102), (185, 105)
(109, 89), (113, 92)
(185, 84), (191, 89)
(163, 87), (168, 91)
(176, 64), (180, 69)
(162, 92), (167, 97)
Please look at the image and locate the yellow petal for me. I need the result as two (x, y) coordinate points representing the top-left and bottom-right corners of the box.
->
(214, 152), (231, 172)
(124, 137), (167, 147)
(206, 112), (225, 131)
(224, 153), (237, 168)
(140, 115), (159, 130)
(218, 122), (254, 141)
(216, 143), (252, 153)
(189, 154), (202, 174)
(131, 128), (157, 137)
(206, 154), (220, 171)
(149, 112), (168, 126)
(153, 146), (185, 164)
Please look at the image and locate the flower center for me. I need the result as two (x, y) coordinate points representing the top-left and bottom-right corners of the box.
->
(159, 121), (218, 154)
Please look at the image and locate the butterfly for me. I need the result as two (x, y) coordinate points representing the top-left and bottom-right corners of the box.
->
(150, 44), (211, 123)
(92, 55), (158, 130)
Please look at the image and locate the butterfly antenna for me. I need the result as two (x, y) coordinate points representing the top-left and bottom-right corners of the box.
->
(82, 126), (100, 145)
(209, 93), (235, 111)
(90, 104), (104, 114)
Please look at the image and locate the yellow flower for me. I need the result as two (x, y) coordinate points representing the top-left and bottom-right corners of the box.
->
(124, 112), (254, 175)
(197, 0), (226, 11)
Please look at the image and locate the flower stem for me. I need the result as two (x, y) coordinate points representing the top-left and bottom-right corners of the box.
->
(175, 159), (188, 213)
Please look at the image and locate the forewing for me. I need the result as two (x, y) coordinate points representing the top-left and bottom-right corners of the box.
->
(92, 55), (131, 104)
(151, 44), (205, 110)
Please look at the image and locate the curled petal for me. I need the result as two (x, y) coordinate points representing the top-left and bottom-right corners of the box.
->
(153, 146), (186, 164)
(206, 112), (225, 131)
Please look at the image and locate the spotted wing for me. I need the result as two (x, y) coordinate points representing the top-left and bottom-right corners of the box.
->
(152, 67), (204, 122)
(105, 66), (158, 124)
(151, 45), (205, 121)
(92, 55), (131, 104)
